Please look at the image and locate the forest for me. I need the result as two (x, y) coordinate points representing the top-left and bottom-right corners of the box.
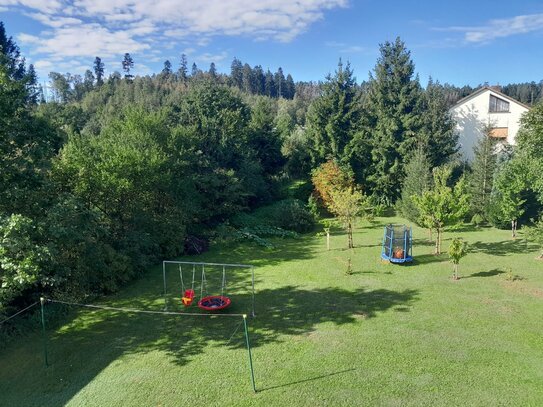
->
(1, 20), (543, 319)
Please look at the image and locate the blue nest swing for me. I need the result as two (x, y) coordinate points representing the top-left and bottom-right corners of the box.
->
(381, 224), (413, 264)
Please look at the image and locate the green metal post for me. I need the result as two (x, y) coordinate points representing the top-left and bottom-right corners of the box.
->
(242, 314), (256, 392)
(39, 297), (49, 367)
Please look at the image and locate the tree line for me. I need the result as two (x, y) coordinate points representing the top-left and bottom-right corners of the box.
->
(45, 53), (297, 103)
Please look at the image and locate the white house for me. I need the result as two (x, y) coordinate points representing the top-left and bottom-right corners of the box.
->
(449, 87), (530, 161)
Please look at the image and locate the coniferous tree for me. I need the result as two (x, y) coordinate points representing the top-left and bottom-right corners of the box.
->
(178, 53), (188, 83)
(419, 78), (458, 166)
(264, 70), (276, 97)
(122, 53), (134, 81)
(209, 62), (217, 78)
(25, 63), (39, 104)
(0, 22), (26, 80)
(253, 65), (265, 94)
(469, 127), (497, 220)
(361, 37), (423, 204)
(230, 57), (243, 89)
(162, 60), (172, 76)
(242, 63), (254, 94)
(397, 148), (432, 223)
(285, 74), (296, 99)
(93, 56), (104, 86)
(275, 67), (285, 98)
(191, 62), (199, 77)
(306, 59), (360, 165)
(83, 69), (95, 92)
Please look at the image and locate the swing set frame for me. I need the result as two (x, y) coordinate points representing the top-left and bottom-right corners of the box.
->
(162, 261), (256, 317)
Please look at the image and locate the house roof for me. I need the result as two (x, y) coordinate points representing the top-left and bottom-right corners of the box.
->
(449, 86), (532, 111)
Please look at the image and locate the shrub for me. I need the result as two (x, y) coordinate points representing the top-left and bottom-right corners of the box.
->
(471, 213), (485, 226)
(269, 199), (315, 232)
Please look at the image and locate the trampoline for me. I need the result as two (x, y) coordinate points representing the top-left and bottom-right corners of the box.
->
(381, 224), (413, 264)
(197, 295), (231, 311)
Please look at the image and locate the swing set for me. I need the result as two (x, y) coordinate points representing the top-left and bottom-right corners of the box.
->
(163, 261), (255, 316)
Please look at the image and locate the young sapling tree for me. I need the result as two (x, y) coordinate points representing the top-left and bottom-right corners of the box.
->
(449, 237), (468, 280)
(413, 166), (470, 254)
(328, 186), (368, 249)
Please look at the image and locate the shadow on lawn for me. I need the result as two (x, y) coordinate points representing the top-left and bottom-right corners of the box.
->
(7, 284), (417, 405)
(413, 253), (447, 265)
(469, 239), (536, 256)
(258, 367), (357, 392)
(466, 268), (505, 278)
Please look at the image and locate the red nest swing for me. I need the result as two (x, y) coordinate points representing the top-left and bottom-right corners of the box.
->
(197, 295), (231, 311)
(179, 264), (231, 311)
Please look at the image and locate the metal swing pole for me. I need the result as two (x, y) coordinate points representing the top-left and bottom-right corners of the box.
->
(162, 261), (167, 310)
(251, 266), (255, 317)
(200, 264), (205, 299)
(191, 264), (196, 292)
(39, 297), (49, 367)
(242, 314), (256, 393)
(221, 265), (226, 298)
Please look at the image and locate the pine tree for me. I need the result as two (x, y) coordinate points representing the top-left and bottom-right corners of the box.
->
(242, 63), (254, 94)
(191, 62), (199, 77)
(25, 64), (39, 104)
(397, 148), (432, 223)
(230, 57), (243, 88)
(83, 69), (95, 92)
(93, 56), (104, 86)
(285, 74), (296, 99)
(306, 59), (360, 165)
(178, 53), (188, 83)
(162, 60), (172, 75)
(0, 22), (26, 80)
(275, 67), (285, 98)
(253, 65), (265, 94)
(469, 127), (497, 220)
(264, 70), (276, 97)
(419, 78), (458, 166)
(362, 37), (423, 204)
(209, 62), (217, 78)
(122, 53), (134, 81)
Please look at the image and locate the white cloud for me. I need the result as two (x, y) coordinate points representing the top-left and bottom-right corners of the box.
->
(441, 13), (543, 44)
(18, 23), (149, 58)
(6, 0), (347, 78)
(195, 51), (228, 64)
(325, 41), (369, 54)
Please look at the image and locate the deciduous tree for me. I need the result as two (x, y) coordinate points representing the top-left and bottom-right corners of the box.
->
(413, 166), (470, 254)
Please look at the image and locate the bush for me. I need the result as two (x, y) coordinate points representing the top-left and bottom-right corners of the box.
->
(471, 213), (485, 226)
(256, 199), (315, 233)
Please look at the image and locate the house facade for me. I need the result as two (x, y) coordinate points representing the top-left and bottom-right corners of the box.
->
(449, 87), (530, 161)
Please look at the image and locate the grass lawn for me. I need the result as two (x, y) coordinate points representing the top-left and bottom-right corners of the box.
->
(1, 216), (542, 406)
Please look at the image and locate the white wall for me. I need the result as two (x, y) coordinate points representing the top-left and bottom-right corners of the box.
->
(450, 89), (529, 161)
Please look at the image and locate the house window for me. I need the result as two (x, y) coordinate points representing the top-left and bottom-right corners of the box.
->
(489, 127), (508, 139)
(489, 95), (510, 112)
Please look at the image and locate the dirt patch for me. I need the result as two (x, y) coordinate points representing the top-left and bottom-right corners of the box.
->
(501, 281), (543, 299)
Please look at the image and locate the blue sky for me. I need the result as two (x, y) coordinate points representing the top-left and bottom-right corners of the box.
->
(1, 1), (542, 86)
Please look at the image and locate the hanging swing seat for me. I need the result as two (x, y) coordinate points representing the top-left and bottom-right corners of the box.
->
(197, 295), (231, 311)
(181, 289), (195, 307)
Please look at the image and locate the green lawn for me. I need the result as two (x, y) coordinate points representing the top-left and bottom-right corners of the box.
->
(1, 216), (542, 406)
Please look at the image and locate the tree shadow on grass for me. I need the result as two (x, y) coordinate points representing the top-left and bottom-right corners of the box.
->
(413, 238), (435, 248)
(412, 253), (448, 265)
(469, 240), (536, 256)
(466, 268), (505, 278)
(0, 285), (418, 405)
